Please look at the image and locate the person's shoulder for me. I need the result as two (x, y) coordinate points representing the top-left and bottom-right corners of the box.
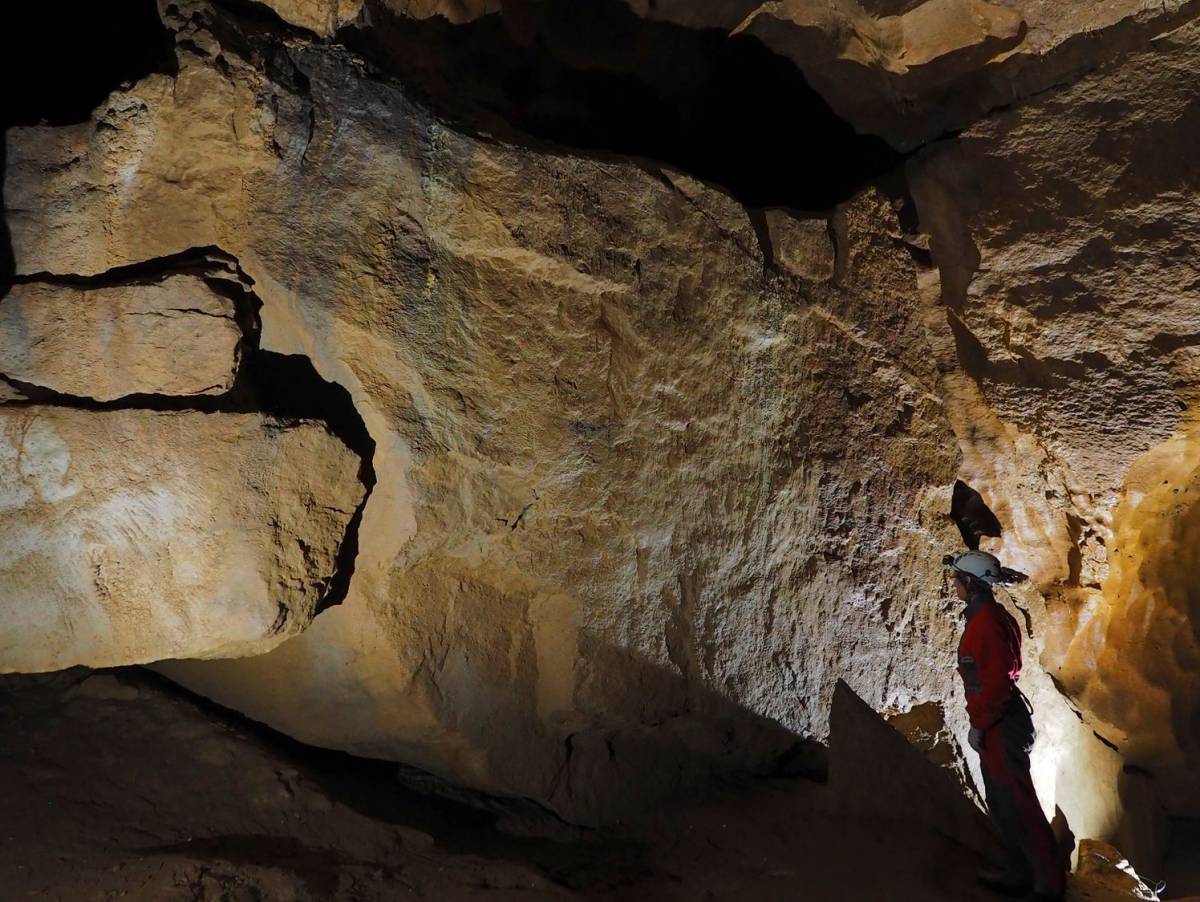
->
(981, 598), (1022, 633)
(981, 598), (1015, 625)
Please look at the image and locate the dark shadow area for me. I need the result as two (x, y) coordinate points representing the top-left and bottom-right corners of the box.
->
(1051, 805), (1077, 877)
(0, 1), (176, 129)
(336, 0), (902, 212)
(147, 834), (364, 897)
(829, 679), (997, 856)
(82, 666), (650, 890)
(1114, 765), (1170, 885)
(949, 479), (1002, 550)
(1164, 818), (1200, 899)
(150, 637), (827, 841)
(0, 656), (995, 898)
(548, 634), (830, 828)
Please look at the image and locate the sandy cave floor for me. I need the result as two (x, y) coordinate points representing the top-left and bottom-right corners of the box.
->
(0, 668), (1032, 901)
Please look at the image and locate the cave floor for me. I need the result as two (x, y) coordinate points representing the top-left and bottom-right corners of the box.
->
(0, 669), (1004, 901)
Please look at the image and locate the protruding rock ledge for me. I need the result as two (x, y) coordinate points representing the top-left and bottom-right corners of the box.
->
(0, 406), (365, 673)
(0, 274), (243, 402)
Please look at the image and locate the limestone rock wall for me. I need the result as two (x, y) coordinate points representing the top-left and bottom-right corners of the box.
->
(909, 18), (1200, 816)
(4, 0), (1200, 861)
(7, 0), (973, 825)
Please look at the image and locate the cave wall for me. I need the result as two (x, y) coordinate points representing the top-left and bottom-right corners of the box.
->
(2, 0), (1199, 865)
(7, 0), (971, 825)
(909, 18), (1200, 818)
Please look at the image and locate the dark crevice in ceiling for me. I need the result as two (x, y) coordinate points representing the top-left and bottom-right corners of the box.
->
(333, 0), (904, 212)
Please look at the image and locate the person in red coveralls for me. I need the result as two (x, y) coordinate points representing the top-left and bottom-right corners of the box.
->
(948, 550), (1065, 901)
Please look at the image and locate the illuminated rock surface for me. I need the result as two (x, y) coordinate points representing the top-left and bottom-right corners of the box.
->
(10, 0), (973, 827)
(909, 17), (1200, 816)
(0, 407), (364, 671)
(0, 275), (243, 401)
(3, 0), (1200, 885)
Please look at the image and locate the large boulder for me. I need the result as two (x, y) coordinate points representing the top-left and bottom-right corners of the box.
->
(0, 406), (365, 671)
(0, 275), (243, 401)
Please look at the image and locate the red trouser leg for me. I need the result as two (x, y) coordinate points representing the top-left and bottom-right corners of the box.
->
(979, 708), (1065, 896)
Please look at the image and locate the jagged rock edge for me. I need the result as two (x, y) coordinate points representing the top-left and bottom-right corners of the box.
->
(0, 245), (377, 621)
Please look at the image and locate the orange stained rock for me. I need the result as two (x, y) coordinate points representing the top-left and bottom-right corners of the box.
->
(1057, 419), (1200, 768)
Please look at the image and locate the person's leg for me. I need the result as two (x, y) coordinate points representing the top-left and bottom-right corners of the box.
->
(989, 708), (1065, 898)
(979, 732), (1034, 893)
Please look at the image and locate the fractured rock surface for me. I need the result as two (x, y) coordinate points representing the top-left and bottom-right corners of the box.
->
(0, 274), (243, 401)
(5, 0), (1200, 861)
(9, 0), (970, 825)
(0, 406), (364, 672)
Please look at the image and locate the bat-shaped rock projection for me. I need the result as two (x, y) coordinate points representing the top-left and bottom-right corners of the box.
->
(950, 480), (1002, 551)
(947, 480), (1028, 583)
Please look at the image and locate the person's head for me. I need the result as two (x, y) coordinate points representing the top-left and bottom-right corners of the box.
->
(951, 569), (992, 604)
(944, 551), (1003, 604)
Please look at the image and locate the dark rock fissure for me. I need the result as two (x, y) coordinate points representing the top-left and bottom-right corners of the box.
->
(1, 247), (376, 616)
(320, 0), (905, 212)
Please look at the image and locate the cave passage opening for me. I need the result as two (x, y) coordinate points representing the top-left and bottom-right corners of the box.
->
(338, 0), (904, 212)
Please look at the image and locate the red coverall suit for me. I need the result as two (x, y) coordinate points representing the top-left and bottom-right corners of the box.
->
(958, 597), (1064, 896)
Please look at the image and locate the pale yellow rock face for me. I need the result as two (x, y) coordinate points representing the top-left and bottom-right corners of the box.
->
(6, 0), (1200, 851)
(0, 276), (242, 401)
(8, 0), (974, 824)
(0, 407), (365, 673)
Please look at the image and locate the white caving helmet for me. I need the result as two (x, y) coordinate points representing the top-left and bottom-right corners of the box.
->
(942, 550), (1026, 586)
